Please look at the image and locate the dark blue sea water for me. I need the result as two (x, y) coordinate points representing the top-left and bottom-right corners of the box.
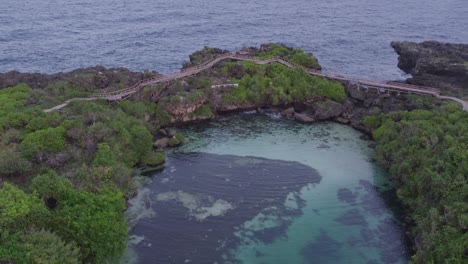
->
(1, 0), (467, 80)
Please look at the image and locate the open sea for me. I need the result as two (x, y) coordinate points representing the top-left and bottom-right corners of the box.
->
(1, 0), (467, 80)
(2, 1), (467, 263)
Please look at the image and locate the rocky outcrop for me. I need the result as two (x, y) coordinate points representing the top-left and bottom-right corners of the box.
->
(183, 47), (230, 69)
(0, 66), (160, 90)
(312, 99), (344, 120)
(391, 41), (468, 97)
(294, 112), (315, 123)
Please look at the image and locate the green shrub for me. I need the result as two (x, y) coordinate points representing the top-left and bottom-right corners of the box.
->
(256, 43), (321, 69)
(221, 61), (345, 105)
(363, 115), (380, 128)
(0, 150), (32, 176)
(54, 188), (128, 262)
(0, 183), (49, 233)
(30, 171), (73, 200)
(191, 105), (214, 118)
(0, 231), (29, 263)
(93, 143), (116, 167)
(374, 105), (468, 263)
(141, 151), (166, 166)
(168, 133), (185, 147)
(21, 126), (67, 158)
(22, 229), (81, 264)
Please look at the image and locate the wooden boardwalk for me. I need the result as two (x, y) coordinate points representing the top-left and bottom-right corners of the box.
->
(43, 52), (468, 112)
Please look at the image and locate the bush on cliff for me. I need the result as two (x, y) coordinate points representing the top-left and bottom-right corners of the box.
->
(374, 104), (468, 263)
(256, 43), (321, 69)
(221, 61), (345, 105)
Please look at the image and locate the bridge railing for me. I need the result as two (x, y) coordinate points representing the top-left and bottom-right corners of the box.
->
(90, 51), (443, 101)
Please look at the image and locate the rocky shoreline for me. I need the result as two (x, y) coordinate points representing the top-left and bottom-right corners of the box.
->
(391, 41), (468, 98)
(0, 43), (452, 141)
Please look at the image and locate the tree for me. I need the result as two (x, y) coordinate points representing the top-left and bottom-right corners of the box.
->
(0, 183), (49, 233)
(22, 229), (81, 264)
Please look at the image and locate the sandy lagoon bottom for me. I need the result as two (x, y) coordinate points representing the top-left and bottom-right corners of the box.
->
(125, 113), (408, 264)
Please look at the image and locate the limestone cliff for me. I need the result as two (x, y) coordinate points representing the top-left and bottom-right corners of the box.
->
(391, 41), (468, 97)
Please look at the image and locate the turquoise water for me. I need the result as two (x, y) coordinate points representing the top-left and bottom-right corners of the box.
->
(127, 113), (407, 263)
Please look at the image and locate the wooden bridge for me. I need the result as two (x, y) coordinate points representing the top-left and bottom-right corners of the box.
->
(43, 52), (468, 112)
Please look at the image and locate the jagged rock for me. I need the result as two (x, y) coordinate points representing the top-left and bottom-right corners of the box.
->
(281, 107), (295, 119)
(183, 47), (229, 68)
(266, 107), (281, 113)
(391, 41), (468, 96)
(166, 128), (177, 137)
(154, 138), (170, 149)
(334, 117), (350, 124)
(312, 100), (344, 120)
(292, 101), (309, 112)
(0, 66), (160, 90)
(158, 129), (168, 137)
(348, 87), (367, 101)
(294, 112), (315, 123)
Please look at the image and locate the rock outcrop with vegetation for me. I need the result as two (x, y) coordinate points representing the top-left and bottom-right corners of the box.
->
(391, 41), (468, 97)
(0, 43), (466, 263)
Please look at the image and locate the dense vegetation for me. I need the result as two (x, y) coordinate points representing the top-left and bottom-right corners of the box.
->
(1, 44), (466, 263)
(255, 43), (321, 69)
(221, 61), (346, 105)
(0, 84), (167, 263)
(373, 103), (467, 263)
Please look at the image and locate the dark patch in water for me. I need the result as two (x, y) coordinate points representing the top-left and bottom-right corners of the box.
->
(132, 153), (321, 263)
(376, 218), (407, 264)
(337, 188), (358, 204)
(251, 223), (289, 244)
(360, 227), (376, 242)
(301, 229), (342, 263)
(359, 180), (386, 216)
(334, 209), (368, 226)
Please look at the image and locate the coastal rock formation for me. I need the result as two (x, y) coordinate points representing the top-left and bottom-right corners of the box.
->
(391, 41), (468, 97)
(312, 99), (344, 120)
(0, 66), (160, 91)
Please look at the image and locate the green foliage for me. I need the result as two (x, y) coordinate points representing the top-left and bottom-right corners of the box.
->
(185, 89), (206, 103)
(66, 101), (154, 167)
(363, 115), (380, 128)
(154, 104), (171, 126)
(21, 126), (67, 158)
(221, 61), (345, 105)
(30, 171), (73, 200)
(191, 105), (214, 118)
(0, 150), (32, 176)
(257, 43), (291, 59)
(141, 151), (166, 166)
(93, 143), (116, 167)
(0, 183), (49, 234)
(22, 229), (81, 264)
(373, 105), (468, 263)
(256, 43), (321, 69)
(289, 49), (320, 69)
(0, 231), (29, 263)
(55, 188), (128, 262)
(168, 133), (185, 147)
(0, 84), (40, 132)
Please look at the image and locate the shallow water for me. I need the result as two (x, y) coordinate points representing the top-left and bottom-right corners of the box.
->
(1, 0), (467, 80)
(126, 114), (408, 264)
